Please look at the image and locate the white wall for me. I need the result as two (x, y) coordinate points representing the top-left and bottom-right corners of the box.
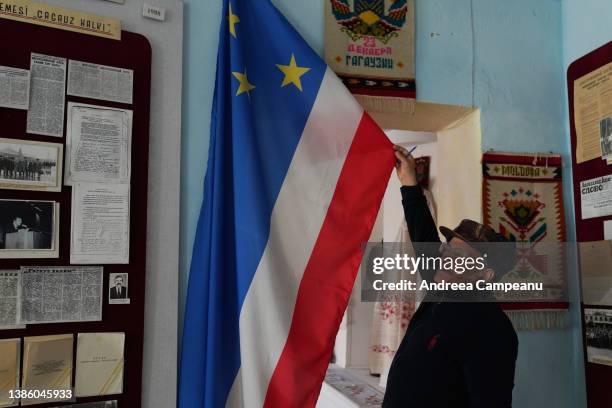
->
(42, 1), (183, 407)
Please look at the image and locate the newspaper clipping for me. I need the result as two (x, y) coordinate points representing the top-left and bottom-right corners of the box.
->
(68, 60), (133, 104)
(26, 53), (67, 137)
(65, 102), (132, 185)
(20, 266), (103, 324)
(0, 65), (29, 110)
(0, 270), (21, 329)
(580, 175), (612, 219)
(574, 61), (612, 163)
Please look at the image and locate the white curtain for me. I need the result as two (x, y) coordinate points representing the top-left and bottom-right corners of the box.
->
(368, 189), (437, 387)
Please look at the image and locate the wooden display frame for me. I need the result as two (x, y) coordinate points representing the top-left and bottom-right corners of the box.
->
(567, 40), (612, 408)
(0, 18), (151, 408)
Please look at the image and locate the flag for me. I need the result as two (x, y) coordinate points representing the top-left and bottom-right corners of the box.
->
(179, 0), (395, 406)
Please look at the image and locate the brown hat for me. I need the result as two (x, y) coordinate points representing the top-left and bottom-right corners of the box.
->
(439, 219), (507, 244)
(439, 219), (517, 279)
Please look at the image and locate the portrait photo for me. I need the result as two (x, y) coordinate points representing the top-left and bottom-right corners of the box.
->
(109, 273), (130, 304)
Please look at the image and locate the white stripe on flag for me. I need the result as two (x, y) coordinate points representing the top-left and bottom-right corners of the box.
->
(226, 68), (365, 407)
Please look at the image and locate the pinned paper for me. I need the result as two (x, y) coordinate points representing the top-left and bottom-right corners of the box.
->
(580, 240), (612, 305)
(604, 220), (612, 240)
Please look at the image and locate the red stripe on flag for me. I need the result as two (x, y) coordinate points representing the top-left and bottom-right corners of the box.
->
(263, 113), (395, 407)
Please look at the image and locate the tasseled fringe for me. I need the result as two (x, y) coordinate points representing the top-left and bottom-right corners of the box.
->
(354, 95), (416, 115)
(505, 310), (569, 331)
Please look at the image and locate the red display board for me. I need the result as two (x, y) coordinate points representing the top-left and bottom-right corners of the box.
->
(567, 40), (612, 408)
(0, 18), (151, 408)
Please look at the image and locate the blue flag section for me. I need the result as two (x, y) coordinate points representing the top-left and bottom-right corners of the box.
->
(179, 0), (327, 406)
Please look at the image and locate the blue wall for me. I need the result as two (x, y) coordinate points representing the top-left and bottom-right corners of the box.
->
(564, 0), (612, 67)
(180, 0), (591, 406)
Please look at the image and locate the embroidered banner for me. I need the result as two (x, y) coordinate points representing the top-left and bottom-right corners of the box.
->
(325, 0), (415, 98)
(483, 152), (569, 330)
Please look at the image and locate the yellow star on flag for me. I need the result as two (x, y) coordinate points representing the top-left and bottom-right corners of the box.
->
(276, 54), (311, 91)
(232, 69), (255, 97)
(228, 3), (240, 38)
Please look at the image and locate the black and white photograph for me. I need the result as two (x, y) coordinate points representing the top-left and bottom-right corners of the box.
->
(109, 273), (130, 304)
(600, 117), (612, 161)
(585, 308), (612, 366)
(0, 138), (63, 192)
(0, 199), (59, 259)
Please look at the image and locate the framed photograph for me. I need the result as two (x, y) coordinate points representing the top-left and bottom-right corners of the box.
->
(0, 138), (63, 192)
(0, 200), (59, 259)
(108, 273), (130, 304)
(585, 308), (612, 366)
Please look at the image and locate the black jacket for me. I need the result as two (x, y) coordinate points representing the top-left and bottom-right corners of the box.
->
(382, 186), (518, 408)
(110, 286), (127, 299)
